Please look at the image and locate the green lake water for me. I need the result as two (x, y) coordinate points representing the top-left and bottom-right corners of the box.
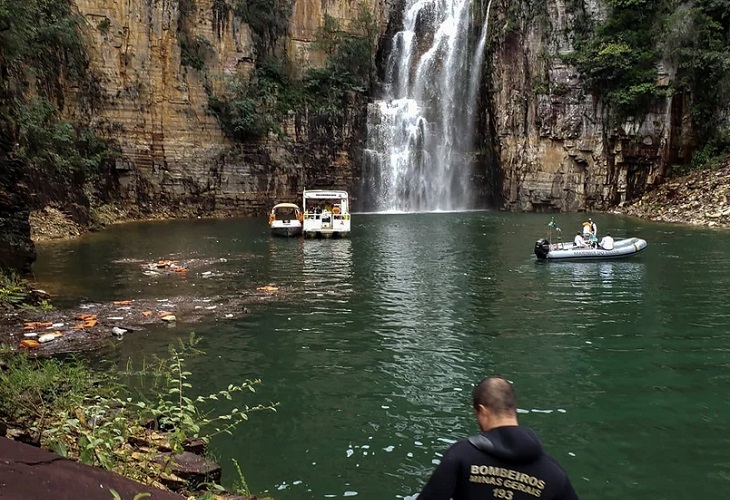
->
(33, 212), (730, 499)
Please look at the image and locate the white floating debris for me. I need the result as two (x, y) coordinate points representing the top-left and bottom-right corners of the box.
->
(204, 306), (217, 310)
(50, 323), (64, 328)
(381, 405), (390, 409)
(160, 315), (176, 322)
(156, 299), (169, 302)
(531, 409), (554, 414)
(23, 333), (38, 338)
(344, 491), (358, 497)
(107, 317), (124, 320)
(201, 271), (213, 277)
(225, 314), (233, 318)
(112, 327), (127, 337)
(569, 452), (576, 457)
(557, 409), (567, 413)
(414, 441), (423, 446)
(384, 445), (395, 452)
(38, 333), (62, 343)
(407, 452), (413, 458)
(346, 449), (354, 458)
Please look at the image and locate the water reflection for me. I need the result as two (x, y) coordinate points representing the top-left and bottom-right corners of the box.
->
(302, 238), (354, 305)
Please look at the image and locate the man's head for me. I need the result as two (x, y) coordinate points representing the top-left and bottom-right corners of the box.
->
(588, 218), (592, 222)
(606, 232), (611, 236)
(472, 377), (519, 431)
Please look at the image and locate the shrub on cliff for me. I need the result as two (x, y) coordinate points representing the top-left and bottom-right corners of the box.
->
(566, 0), (730, 165)
(0, 0), (118, 208)
(207, 1), (378, 141)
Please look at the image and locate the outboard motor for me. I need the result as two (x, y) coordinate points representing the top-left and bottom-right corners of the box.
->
(534, 238), (551, 260)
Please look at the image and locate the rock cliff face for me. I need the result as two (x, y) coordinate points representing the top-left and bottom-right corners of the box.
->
(73, 0), (391, 216)
(488, 0), (689, 212)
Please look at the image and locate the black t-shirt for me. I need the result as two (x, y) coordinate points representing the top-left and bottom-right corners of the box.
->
(419, 426), (579, 500)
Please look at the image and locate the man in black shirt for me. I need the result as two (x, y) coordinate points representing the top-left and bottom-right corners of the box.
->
(418, 377), (579, 500)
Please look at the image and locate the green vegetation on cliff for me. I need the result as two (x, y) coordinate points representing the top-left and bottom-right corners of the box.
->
(566, 0), (730, 166)
(207, 1), (378, 142)
(0, 0), (116, 181)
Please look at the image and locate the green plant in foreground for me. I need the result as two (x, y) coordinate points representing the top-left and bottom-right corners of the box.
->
(0, 334), (277, 493)
(0, 273), (31, 307)
(231, 458), (252, 496)
(130, 333), (278, 454)
(109, 489), (150, 500)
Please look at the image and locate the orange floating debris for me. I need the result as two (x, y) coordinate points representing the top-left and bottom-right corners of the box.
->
(142, 310), (153, 317)
(256, 285), (279, 292)
(75, 314), (97, 321)
(113, 300), (133, 306)
(23, 321), (53, 330)
(157, 311), (173, 318)
(19, 339), (41, 349)
(73, 318), (98, 330)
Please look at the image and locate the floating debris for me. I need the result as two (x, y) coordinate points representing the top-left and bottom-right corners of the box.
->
(73, 314), (98, 330)
(38, 332), (63, 343)
(112, 327), (127, 338)
(23, 321), (53, 331)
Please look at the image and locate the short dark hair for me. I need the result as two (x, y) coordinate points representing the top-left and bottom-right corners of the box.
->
(472, 377), (517, 415)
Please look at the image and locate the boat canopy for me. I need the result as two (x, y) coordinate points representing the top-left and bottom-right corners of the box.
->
(303, 190), (348, 200)
(272, 203), (301, 210)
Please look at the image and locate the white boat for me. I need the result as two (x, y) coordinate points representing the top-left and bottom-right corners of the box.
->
(302, 190), (351, 238)
(269, 203), (303, 237)
(534, 236), (647, 261)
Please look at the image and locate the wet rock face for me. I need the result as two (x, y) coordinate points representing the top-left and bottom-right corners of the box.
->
(0, 164), (35, 274)
(69, 0), (390, 217)
(489, 0), (686, 212)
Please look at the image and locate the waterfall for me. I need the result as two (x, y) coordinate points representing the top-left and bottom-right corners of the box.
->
(363, 0), (494, 213)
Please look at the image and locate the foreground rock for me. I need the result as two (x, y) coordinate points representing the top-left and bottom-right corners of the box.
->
(0, 437), (184, 500)
(613, 160), (730, 228)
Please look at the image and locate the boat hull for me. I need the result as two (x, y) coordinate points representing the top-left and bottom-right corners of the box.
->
(535, 237), (647, 261)
(304, 229), (349, 239)
(270, 223), (302, 237)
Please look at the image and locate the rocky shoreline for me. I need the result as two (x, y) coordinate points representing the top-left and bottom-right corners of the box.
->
(612, 161), (730, 229)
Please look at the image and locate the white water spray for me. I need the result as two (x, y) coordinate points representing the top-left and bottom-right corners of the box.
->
(363, 0), (494, 212)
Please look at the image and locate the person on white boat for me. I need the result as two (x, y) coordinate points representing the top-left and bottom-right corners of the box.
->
(573, 232), (587, 247)
(599, 232), (615, 250)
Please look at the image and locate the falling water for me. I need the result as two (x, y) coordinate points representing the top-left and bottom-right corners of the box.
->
(363, 0), (494, 212)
